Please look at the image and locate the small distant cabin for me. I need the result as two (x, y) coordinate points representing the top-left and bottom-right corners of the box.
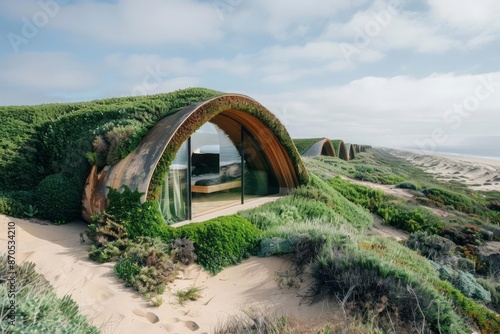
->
(331, 140), (349, 161)
(344, 143), (356, 161)
(293, 138), (336, 157)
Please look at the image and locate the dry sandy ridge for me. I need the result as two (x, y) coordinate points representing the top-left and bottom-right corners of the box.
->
(387, 149), (500, 192)
(0, 214), (336, 334)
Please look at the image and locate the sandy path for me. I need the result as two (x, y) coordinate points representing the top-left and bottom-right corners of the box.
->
(0, 214), (335, 333)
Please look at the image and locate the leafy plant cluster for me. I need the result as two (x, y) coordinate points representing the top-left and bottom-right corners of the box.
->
(0, 255), (98, 333)
(423, 187), (483, 214)
(90, 186), (262, 274)
(435, 281), (500, 334)
(173, 215), (262, 274)
(329, 176), (443, 234)
(430, 261), (491, 302)
(113, 237), (178, 295)
(309, 234), (469, 333)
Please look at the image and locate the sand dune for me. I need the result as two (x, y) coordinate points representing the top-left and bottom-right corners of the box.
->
(0, 214), (334, 333)
(388, 149), (500, 191)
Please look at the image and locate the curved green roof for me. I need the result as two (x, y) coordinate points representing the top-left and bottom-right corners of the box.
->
(331, 139), (349, 161)
(293, 138), (336, 157)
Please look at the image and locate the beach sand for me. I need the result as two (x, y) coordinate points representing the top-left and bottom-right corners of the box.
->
(387, 149), (500, 191)
(0, 214), (335, 333)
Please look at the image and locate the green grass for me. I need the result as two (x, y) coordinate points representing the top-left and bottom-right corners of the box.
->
(176, 286), (204, 306)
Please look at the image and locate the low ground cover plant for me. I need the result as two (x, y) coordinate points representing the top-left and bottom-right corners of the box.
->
(328, 176), (443, 234)
(0, 255), (98, 333)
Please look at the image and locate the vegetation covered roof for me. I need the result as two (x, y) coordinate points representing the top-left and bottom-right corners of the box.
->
(0, 88), (308, 221)
(292, 138), (325, 155)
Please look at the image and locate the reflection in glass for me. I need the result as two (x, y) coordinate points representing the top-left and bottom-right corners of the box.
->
(191, 123), (242, 218)
(159, 141), (188, 223)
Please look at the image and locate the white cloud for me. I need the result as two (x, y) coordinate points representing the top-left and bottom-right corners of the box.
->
(322, 4), (459, 54)
(428, 0), (500, 29)
(428, 0), (500, 48)
(0, 52), (98, 91)
(29, 0), (225, 45)
(225, 0), (353, 40)
(255, 72), (500, 146)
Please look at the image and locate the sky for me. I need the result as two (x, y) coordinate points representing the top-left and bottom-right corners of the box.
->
(1, 0), (500, 157)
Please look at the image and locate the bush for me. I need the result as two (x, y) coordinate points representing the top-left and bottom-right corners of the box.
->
(258, 236), (301, 257)
(406, 231), (455, 261)
(171, 238), (197, 265)
(477, 278), (500, 313)
(0, 194), (25, 217)
(396, 181), (419, 190)
(114, 237), (177, 295)
(431, 262), (491, 303)
(35, 174), (82, 221)
(310, 250), (468, 333)
(106, 186), (173, 239)
(423, 188), (483, 214)
(88, 238), (133, 263)
(378, 203), (444, 233)
(174, 215), (262, 274)
(85, 212), (128, 246)
(114, 257), (141, 282)
(435, 281), (500, 334)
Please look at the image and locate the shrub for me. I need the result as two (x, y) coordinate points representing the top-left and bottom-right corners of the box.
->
(114, 237), (178, 295)
(88, 238), (133, 263)
(114, 257), (141, 282)
(174, 215), (262, 274)
(456, 257), (476, 274)
(406, 231), (455, 261)
(171, 238), (197, 265)
(435, 281), (500, 334)
(258, 235), (301, 257)
(431, 262), (491, 303)
(377, 203), (444, 234)
(106, 186), (173, 239)
(396, 181), (419, 190)
(85, 212), (128, 246)
(477, 278), (500, 313)
(423, 188), (483, 214)
(35, 174), (81, 220)
(310, 250), (468, 333)
(0, 193), (25, 217)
